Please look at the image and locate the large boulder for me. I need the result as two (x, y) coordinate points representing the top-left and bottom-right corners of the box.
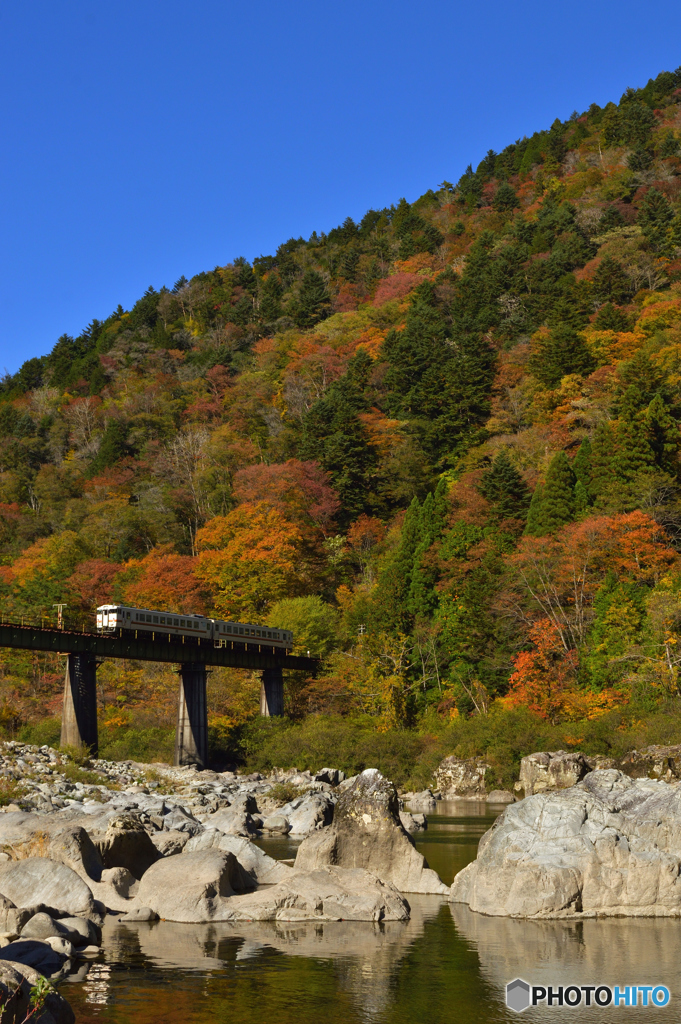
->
(223, 867), (410, 922)
(0, 940), (66, 977)
(433, 757), (488, 799)
(0, 858), (96, 919)
(405, 789), (437, 812)
(134, 850), (253, 922)
(278, 792), (334, 835)
(0, 959), (74, 1023)
(451, 769), (681, 918)
(294, 769), (447, 894)
(201, 797), (260, 837)
(0, 815), (103, 882)
(91, 815), (160, 879)
(183, 831), (291, 884)
(517, 750), (591, 797)
(615, 744), (681, 782)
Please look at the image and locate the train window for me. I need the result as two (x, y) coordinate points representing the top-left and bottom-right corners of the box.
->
(153, 616), (158, 624)
(160, 617), (165, 625)
(146, 615), (152, 622)
(180, 620), (185, 627)
(174, 619), (179, 626)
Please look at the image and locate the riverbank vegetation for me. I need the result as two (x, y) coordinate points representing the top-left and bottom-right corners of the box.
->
(3, 68), (681, 781)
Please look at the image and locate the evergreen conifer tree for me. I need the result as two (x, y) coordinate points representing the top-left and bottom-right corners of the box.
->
(590, 422), (616, 498)
(638, 188), (674, 251)
(524, 482), (544, 536)
(592, 257), (632, 305)
(612, 386), (654, 481)
(536, 451), (576, 533)
(479, 451), (530, 520)
(529, 325), (596, 388)
(645, 393), (680, 475)
(293, 270), (331, 328)
(594, 303), (631, 332)
(299, 352), (375, 524)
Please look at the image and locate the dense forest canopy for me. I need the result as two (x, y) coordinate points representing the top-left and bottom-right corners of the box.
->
(4, 67), (681, 749)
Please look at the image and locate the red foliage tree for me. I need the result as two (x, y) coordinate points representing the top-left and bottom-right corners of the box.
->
(233, 459), (340, 535)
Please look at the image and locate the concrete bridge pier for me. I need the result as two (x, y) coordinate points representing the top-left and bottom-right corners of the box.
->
(175, 662), (208, 768)
(260, 666), (284, 716)
(61, 652), (99, 754)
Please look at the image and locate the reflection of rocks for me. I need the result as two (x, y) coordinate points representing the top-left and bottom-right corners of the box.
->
(452, 770), (681, 918)
(102, 894), (445, 1019)
(451, 902), (681, 1021)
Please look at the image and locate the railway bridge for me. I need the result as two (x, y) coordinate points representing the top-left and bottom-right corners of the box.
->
(0, 621), (318, 769)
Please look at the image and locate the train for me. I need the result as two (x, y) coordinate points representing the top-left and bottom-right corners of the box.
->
(96, 604), (293, 652)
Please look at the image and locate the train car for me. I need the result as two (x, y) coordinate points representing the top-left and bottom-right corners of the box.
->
(96, 604), (293, 652)
(211, 617), (293, 651)
(96, 604), (211, 642)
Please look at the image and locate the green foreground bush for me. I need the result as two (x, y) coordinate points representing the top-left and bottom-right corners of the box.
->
(10, 701), (681, 790)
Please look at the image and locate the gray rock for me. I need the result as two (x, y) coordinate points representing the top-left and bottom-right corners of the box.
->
(486, 790), (515, 804)
(314, 768), (345, 786)
(0, 938), (66, 976)
(260, 814), (292, 834)
(134, 850), (253, 922)
(100, 866), (138, 898)
(406, 789), (437, 812)
(451, 769), (681, 918)
(21, 912), (66, 941)
(118, 906), (159, 922)
(294, 769), (447, 894)
(279, 793), (335, 835)
(56, 915), (101, 946)
(0, 959), (74, 1023)
(93, 818), (159, 879)
(201, 804), (260, 837)
(399, 811), (427, 833)
(0, 858), (96, 919)
(517, 750), (591, 797)
(0, 893), (30, 935)
(150, 829), (189, 856)
(183, 831), (292, 884)
(162, 806), (203, 835)
(44, 935), (75, 957)
(433, 757), (489, 799)
(223, 866), (410, 922)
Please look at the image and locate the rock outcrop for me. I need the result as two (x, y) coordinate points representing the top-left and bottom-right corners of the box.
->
(135, 849), (254, 921)
(516, 750), (591, 797)
(433, 757), (488, 799)
(294, 769), (447, 894)
(451, 769), (681, 918)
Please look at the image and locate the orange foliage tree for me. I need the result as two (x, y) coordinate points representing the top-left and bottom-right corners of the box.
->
(117, 546), (209, 614)
(504, 619), (580, 721)
(195, 501), (303, 620)
(506, 511), (678, 649)
(233, 459), (339, 535)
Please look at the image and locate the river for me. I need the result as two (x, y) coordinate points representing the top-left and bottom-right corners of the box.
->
(64, 801), (681, 1022)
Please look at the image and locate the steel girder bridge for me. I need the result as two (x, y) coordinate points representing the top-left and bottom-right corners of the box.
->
(0, 621), (318, 769)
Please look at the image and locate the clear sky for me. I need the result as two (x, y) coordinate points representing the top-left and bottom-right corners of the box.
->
(1, 0), (680, 374)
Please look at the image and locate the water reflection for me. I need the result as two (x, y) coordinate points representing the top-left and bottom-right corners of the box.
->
(451, 904), (681, 1022)
(64, 801), (681, 1024)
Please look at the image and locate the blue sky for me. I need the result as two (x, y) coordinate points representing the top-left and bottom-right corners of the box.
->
(1, 0), (680, 374)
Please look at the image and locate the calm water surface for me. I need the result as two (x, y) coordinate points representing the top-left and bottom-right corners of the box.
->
(64, 801), (681, 1023)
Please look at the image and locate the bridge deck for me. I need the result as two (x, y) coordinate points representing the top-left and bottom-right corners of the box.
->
(0, 622), (318, 672)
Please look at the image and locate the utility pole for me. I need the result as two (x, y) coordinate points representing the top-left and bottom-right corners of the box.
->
(53, 604), (68, 630)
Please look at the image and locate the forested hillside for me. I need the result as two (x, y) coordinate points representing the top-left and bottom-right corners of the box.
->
(3, 68), (681, 775)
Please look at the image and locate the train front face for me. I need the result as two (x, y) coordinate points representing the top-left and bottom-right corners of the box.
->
(96, 605), (124, 632)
